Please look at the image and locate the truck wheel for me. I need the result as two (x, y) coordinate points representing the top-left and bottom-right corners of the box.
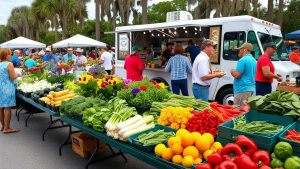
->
(217, 88), (234, 105)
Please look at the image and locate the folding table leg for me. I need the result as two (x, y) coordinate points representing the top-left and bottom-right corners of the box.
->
(25, 112), (32, 127)
(17, 107), (24, 121)
(85, 141), (99, 169)
(59, 125), (72, 156)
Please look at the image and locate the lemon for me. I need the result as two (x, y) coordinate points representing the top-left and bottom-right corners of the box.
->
(194, 157), (203, 164)
(183, 146), (199, 159)
(171, 143), (183, 155)
(154, 144), (166, 157)
(162, 148), (174, 161)
(182, 156), (194, 167)
(203, 149), (214, 161)
(202, 133), (214, 145)
(172, 155), (183, 164)
(176, 128), (189, 137)
(191, 132), (202, 141)
(195, 136), (211, 152)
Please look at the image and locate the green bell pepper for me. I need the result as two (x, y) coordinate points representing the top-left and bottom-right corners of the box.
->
(284, 156), (300, 169)
(270, 159), (284, 168)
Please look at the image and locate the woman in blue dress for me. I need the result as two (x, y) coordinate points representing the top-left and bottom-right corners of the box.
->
(0, 48), (19, 133)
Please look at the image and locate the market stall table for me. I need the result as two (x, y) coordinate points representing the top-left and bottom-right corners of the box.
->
(60, 116), (177, 169)
(16, 93), (70, 141)
(277, 85), (300, 95)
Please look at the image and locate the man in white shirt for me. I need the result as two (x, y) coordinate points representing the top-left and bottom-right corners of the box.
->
(192, 39), (224, 101)
(75, 48), (87, 71)
(100, 47), (113, 75)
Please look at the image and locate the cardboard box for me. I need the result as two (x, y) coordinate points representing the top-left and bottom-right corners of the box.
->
(72, 132), (107, 158)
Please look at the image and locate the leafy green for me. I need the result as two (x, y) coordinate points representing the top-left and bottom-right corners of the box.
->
(46, 73), (76, 84)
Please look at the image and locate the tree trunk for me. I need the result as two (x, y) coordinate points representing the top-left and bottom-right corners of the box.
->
(253, 0), (258, 17)
(105, 0), (112, 24)
(244, 0), (250, 15)
(95, 0), (100, 40)
(100, 0), (105, 21)
(277, 0), (284, 26)
(141, 0), (148, 24)
(112, 0), (117, 30)
(53, 17), (58, 42)
(205, 0), (210, 18)
(267, 0), (274, 22)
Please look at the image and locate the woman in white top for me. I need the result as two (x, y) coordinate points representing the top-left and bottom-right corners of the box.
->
(100, 48), (113, 75)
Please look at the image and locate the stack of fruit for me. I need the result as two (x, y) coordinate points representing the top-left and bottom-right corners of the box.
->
(154, 129), (223, 168)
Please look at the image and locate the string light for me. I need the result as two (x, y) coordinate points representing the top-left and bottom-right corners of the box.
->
(169, 30), (172, 33)
(174, 27), (177, 30)
(161, 29), (164, 31)
(143, 32), (146, 34)
(149, 30), (152, 32)
(163, 34), (165, 37)
(195, 32), (198, 35)
(174, 31), (177, 35)
(183, 27), (185, 29)
(158, 34), (160, 37)
(151, 33), (154, 36)
(194, 28), (197, 31)
(185, 30), (188, 34)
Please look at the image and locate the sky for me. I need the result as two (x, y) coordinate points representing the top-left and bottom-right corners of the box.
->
(0, 0), (268, 25)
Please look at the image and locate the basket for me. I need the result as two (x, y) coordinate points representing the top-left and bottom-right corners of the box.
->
(218, 109), (294, 151)
(279, 121), (300, 156)
(128, 125), (175, 152)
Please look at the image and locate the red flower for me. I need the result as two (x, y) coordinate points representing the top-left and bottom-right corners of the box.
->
(101, 82), (109, 88)
(150, 80), (157, 85)
(140, 85), (148, 91)
(155, 84), (161, 89)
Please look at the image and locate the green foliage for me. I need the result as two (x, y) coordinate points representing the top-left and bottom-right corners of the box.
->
(46, 73), (76, 84)
(148, 0), (186, 23)
(282, 0), (300, 34)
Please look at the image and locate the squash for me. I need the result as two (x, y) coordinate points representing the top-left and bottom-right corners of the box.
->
(53, 93), (76, 101)
(52, 90), (70, 98)
(47, 94), (53, 100)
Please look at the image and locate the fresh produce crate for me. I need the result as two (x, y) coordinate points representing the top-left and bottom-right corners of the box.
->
(128, 125), (175, 152)
(216, 137), (234, 145)
(279, 121), (300, 156)
(24, 92), (32, 98)
(218, 109), (294, 151)
(156, 157), (188, 169)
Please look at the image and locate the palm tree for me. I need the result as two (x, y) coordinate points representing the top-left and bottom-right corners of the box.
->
(267, 0), (274, 22)
(76, 0), (90, 30)
(140, 0), (148, 24)
(32, 0), (49, 40)
(277, 0), (284, 26)
(252, 0), (259, 17)
(95, 0), (100, 40)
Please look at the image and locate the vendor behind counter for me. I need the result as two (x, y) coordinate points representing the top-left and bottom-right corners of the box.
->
(161, 42), (174, 66)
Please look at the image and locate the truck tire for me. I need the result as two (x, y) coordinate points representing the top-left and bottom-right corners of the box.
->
(217, 88), (234, 105)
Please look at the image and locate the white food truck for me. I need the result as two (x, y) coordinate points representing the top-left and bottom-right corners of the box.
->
(114, 13), (300, 104)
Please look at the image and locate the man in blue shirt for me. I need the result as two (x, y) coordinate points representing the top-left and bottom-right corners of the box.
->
(62, 48), (77, 63)
(230, 43), (257, 107)
(185, 39), (201, 64)
(43, 48), (58, 63)
(24, 53), (37, 68)
(12, 50), (21, 67)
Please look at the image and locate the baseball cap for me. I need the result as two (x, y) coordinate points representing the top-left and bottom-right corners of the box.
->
(45, 47), (51, 52)
(132, 45), (142, 53)
(293, 46), (300, 50)
(263, 42), (277, 51)
(67, 48), (73, 51)
(238, 43), (253, 51)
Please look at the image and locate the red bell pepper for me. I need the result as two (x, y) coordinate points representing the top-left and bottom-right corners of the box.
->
(218, 161), (238, 169)
(259, 166), (272, 169)
(196, 163), (212, 169)
(252, 150), (270, 167)
(235, 135), (258, 156)
(221, 143), (243, 162)
(208, 152), (223, 166)
(236, 154), (258, 169)
(214, 165), (220, 169)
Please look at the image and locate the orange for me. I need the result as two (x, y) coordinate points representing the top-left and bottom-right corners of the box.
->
(194, 157), (203, 164)
(195, 136), (211, 152)
(182, 156), (194, 167)
(211, 142), (223, 151)
(191, 132), (202, 141)
(172, 155), (183, 164)
(171, 143), (183, 155)
(181, 132), (195, 147)
(183, 146), (199, 159)
(168, 136), (181, 147)
(176, 128), (189, 137)
(198, 153), (203, 159)
(154, 144), (166, 157)
(162, 148), (174, 161)
(203, 149), (214, 161)
(202, 133), (214, 145)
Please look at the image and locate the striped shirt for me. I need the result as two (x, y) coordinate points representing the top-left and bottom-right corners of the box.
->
(165, 54), (192, 80)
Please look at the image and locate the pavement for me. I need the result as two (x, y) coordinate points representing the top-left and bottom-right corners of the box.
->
(0, 110), (155, 169)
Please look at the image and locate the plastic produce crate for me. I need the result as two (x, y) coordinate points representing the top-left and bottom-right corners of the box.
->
(218, 109), (294, 151)
(128, 125), (175, 152)
(279, 121), (300, 156)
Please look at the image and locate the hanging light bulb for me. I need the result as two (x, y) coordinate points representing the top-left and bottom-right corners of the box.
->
(195, 32), (198, 35)
(169, 30), (172, 33)
(143, 32), (146, 34)
(174, 27), (177, 30)
(151, 33), (154, 36)
(183, 27), (185, 30)
(174, 31), (177, 35)
(162, 29), (164, 31)
(149, 30), (152, 32)
(199, 27), (202, 31)
(163, 34), (165, 37)
(158, 34), (160, 37)
(194, 28), (197, 31)
(185, 30), (188, 34)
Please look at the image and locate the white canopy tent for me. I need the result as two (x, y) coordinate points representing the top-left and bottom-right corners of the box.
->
(0, 36), (46, 49)
(52, 34), (107, 48)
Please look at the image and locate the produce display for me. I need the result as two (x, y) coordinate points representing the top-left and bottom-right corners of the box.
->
(46, 73), (76, 84)
(271, 142), (299, 169)
(39, 90), (76, 107)
(155, 129), (222, 168)
(157, 107), (193, 130)
(117, 80), (170, 107)
(285, 129), (300, 142)
(18, 80), (57, 93)
(234, 120), (284, 135)
(197, 135), (271, 169)
(248, 91), (300, 118)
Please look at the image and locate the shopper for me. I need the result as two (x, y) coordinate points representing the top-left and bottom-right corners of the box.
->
(165, 44), (192, 96)
(43, 47), (58, 63)
(185, 39), (201, 64)
(62, 48), (77, 63)
(124, 45), (144, 81)
(192, 39), (224, 101)
(11, 50), (21, 67)
(75, 48), (87, 71)
(100, 48), (113, 75)
(255, 42), (282, 96)
(230, 43), (257, 107)
(0, 48), (19, 133)
(289, 46), (300, 65)
(161, 42), (174, 66)
(146, 47), (155, 60)
(24, 53), (38, 68)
